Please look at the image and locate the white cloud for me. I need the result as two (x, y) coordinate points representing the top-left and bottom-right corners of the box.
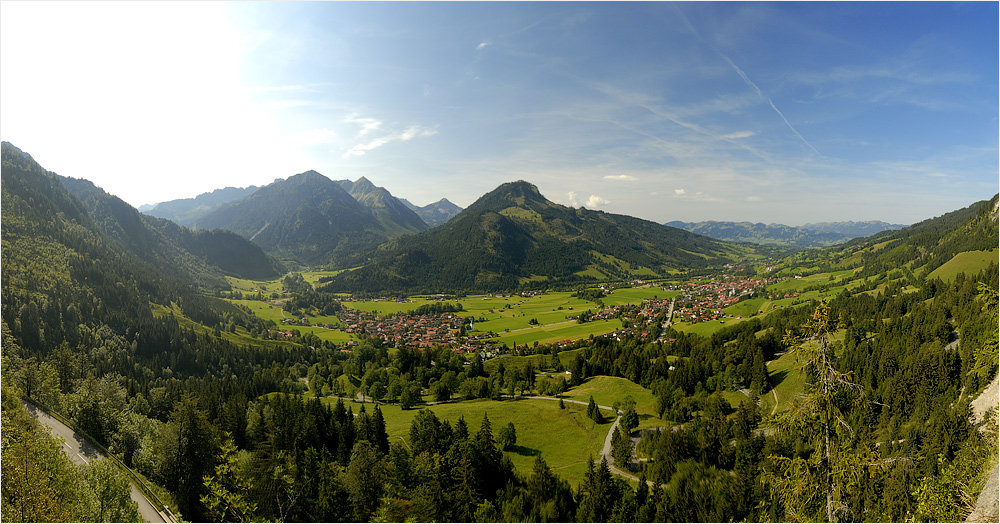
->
(400, 125), (437, 141)
(341, 123), (437, 158)
(476, 42), (490, 51)
(585, 195), (610, 207)
(566, 191), (579, 206)
(604, 174), (638, 181)
(746, 195), (762, 201)
(674, 189), (686, 196)
(719, 131), (756, 140)
(345, 115), (382, 137)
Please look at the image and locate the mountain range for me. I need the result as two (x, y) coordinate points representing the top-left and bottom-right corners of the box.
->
(320, 181), (747, 294)
(139, 185), (260, 225)
(399, 197), (464, 227)
(5, 140), (984, 297)
(665, 220), (908, 248)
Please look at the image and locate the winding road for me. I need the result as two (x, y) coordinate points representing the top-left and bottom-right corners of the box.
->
(22, 399), (171, 523)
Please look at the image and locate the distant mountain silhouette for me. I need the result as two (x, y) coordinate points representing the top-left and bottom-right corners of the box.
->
(142, 186), (260, 225)
(336, 177), (429, 234)
(800, 220), (907, 238)
(400, 197), (464, 227)
(665, 220), (907, 247)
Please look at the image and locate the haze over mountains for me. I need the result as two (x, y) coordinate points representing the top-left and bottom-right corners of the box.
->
(139, 185), (260, 225)
(666, 220), (908, 248)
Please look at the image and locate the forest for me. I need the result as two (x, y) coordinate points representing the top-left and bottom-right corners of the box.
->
(1, 142), (997, 522)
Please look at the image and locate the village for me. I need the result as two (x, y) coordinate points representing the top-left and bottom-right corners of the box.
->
(272, 270), (794, 356)
(670, 274), (791, 323)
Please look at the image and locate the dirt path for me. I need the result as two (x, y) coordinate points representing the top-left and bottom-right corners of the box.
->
(967, 374), (999, 522)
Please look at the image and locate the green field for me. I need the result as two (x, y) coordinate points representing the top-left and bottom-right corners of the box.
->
(760, 330), (846, 415)
(558, 376), (660, 429)
(333, 397), (612, 487)
(600, 287), (679, 306)
(927, 249), (999, 282)
(233, 285), (671, 348)
(226, 298), (357, 343)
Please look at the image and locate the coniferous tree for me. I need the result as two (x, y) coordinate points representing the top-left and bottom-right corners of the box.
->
(763, 301), (882, 522)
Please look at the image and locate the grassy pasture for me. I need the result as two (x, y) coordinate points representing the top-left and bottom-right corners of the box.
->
(334, 397), (612, 487)
(560, 376), (660, 430)
(760, 330), (846, 415)
(601, 287), (679, 306)
(927, 249), (998, 282)
(482, 348), (585, 375)
(226, 298), (357, 343)
(150, 302), (300, 350)
(227, 276), (285, 295)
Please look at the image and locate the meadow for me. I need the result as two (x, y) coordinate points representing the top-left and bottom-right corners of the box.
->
(759, 329), (846, 415)
(333, 396), (614, 486)
(225, 275), (679, 347)
(927, 249), (999, 282)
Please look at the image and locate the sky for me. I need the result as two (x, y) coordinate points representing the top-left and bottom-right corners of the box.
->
(2, 1), (997, 226)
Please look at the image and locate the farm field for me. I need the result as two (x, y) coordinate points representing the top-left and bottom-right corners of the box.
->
(601, 287), (679, 306)
(226, 276), (675, 347)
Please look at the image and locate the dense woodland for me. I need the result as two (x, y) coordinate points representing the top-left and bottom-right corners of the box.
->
(1, 142), (997, 522)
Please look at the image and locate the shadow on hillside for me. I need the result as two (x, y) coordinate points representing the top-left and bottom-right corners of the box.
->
(769, 370), (789, 388)
(508, 444), (541, 457)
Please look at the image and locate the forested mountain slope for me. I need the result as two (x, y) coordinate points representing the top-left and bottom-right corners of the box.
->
(2, 143), (320, 520)
(193, 171), (416, 267)
(776, 194), (999, 278)
(322, 181), (745, 294)
(55, 174), (281, 284)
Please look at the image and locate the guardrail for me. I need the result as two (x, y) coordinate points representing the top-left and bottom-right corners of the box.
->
(22, 396), (177, 523)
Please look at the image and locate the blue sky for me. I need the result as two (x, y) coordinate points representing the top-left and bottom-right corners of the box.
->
(2, 1), (996, 225)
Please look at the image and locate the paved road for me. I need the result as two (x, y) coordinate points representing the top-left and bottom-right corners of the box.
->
(21, 399), (168, 523)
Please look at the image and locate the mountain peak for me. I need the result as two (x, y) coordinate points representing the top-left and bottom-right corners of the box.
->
(351, 176), (377, 194)
(467, 180), (549, 214)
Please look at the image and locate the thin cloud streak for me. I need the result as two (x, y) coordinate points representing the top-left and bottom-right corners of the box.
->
(720, 54), (821, 156)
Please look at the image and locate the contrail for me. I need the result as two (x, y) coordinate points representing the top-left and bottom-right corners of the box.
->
(721, 53), (821, 156)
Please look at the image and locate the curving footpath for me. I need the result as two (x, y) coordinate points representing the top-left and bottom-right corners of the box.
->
(21, 399), (171, 523)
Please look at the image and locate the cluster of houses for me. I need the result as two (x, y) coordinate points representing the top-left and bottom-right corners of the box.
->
(336, 306), (505, 354)
(673, 275), (787, 324)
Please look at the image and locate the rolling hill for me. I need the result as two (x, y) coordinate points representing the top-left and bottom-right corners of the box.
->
(320, 181), (745, 294)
